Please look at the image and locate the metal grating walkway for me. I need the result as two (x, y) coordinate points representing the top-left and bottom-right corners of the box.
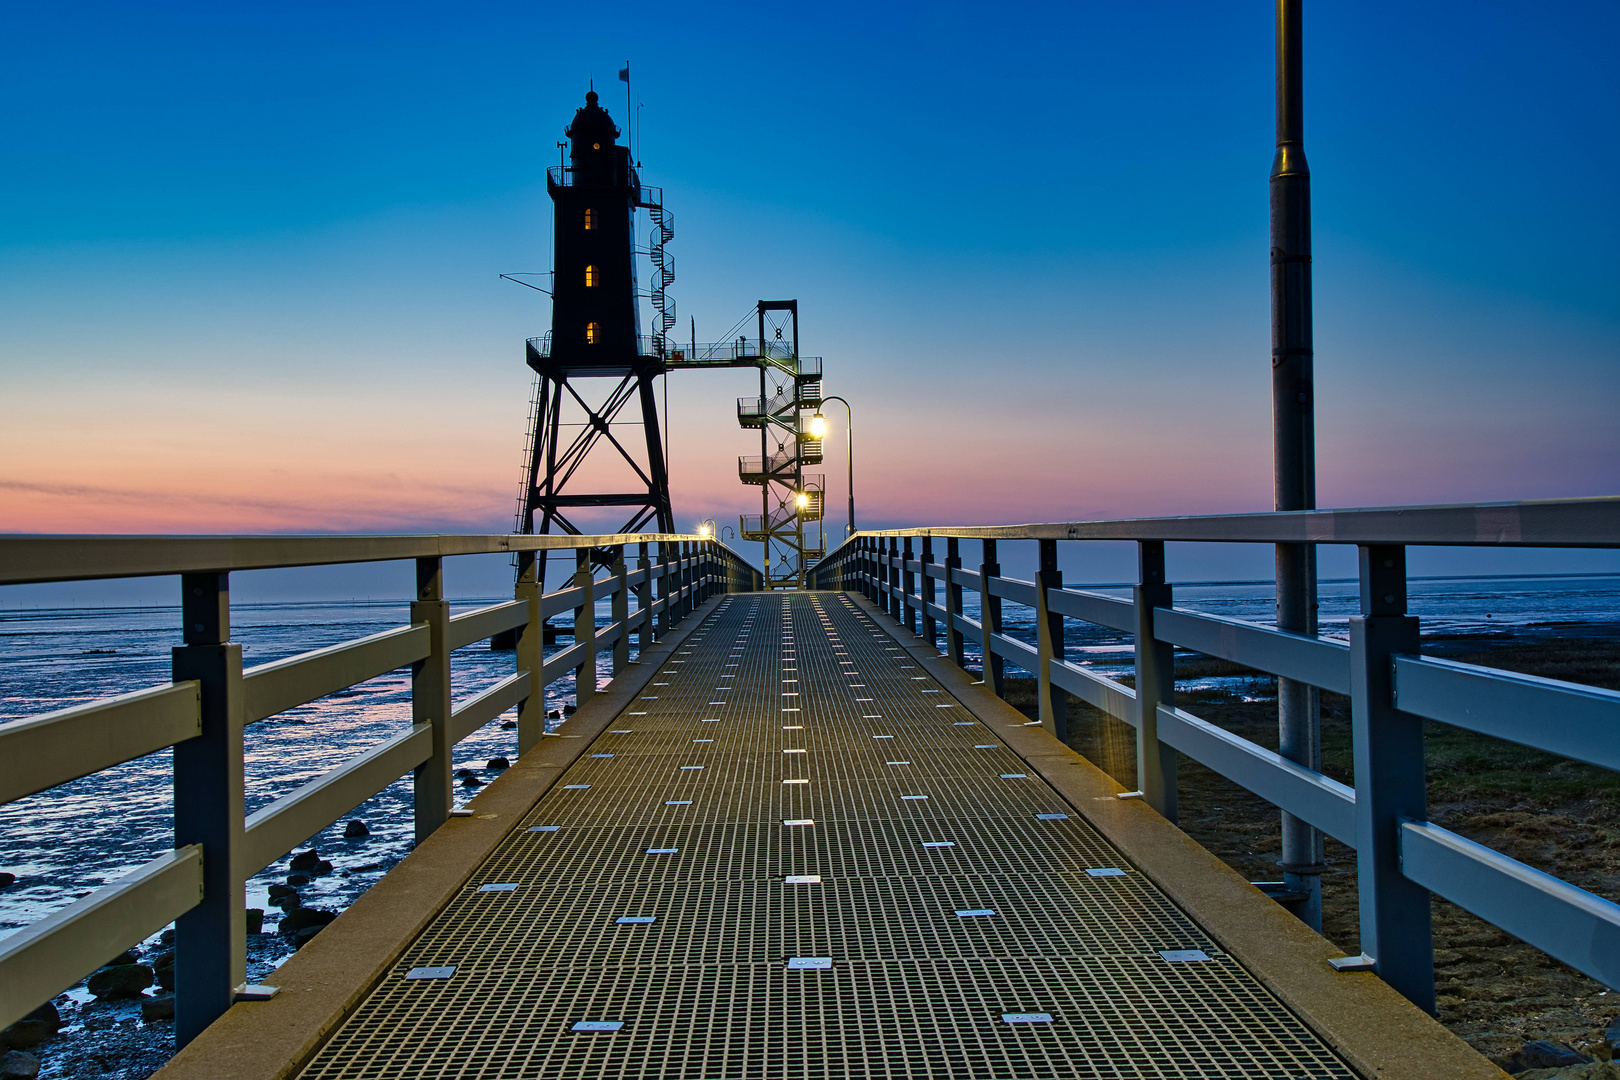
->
(297, 593), (1357, 1079)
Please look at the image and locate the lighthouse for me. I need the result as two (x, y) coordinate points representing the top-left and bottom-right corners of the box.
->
(517, 89), (673, 541)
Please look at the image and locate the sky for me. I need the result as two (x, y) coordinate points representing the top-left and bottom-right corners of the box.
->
(2, 0), (1617, 597)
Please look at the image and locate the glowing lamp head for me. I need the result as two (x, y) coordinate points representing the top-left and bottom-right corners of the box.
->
(698, 524), (712, 539)
(809, 414), (827, 438)
(796, 492), (810, 509)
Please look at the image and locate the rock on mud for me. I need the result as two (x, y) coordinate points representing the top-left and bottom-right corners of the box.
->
(0, 1050), (41, 1079)
(140, 996), (176, 1023)
(0, 1003), (59, 1050)
(87, 964), (154, 999)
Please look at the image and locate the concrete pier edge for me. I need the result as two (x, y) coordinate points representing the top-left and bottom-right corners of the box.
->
(852, 591), (1508, 1080)
(152, 594), (728, 1080)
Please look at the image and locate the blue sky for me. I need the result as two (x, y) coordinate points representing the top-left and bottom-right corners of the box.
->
(2, 0), (1616, 596)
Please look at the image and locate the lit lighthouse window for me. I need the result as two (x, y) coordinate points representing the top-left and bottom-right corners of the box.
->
(585, 322), (600, 344)
(584, 264), (598, 287)
(583, 208), (595, 230)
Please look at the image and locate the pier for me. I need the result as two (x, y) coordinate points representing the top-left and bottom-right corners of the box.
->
(2, 501), (1617, 1077)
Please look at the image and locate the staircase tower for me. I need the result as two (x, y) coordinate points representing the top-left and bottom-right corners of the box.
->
(736, 301), (825, 588)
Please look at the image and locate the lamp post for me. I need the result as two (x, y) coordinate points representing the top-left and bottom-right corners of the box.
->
(697, 519), (716, 540)
(812, 396), (854, 537)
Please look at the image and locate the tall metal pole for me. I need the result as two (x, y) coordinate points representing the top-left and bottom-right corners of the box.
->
(1271, 0), (1322, 930)
(822, 396), (855, 535)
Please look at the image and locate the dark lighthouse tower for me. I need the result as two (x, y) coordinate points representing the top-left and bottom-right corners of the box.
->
(517, 89), (675, 545)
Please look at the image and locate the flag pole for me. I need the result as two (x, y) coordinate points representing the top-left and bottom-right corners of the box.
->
(620, 62), (632, 160)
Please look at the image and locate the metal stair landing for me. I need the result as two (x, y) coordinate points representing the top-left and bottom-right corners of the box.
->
(295, 593), (1356, 1079)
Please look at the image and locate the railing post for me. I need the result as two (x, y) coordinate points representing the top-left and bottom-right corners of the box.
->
(636, 541), (654, 647)
(861, 537), (874, 605)
(678, 541), (691, 619)
(921, 535), (937, 649)
(656, 542), (671, 637)
(901, 536), (917, 634)
(411, 557), (453, 844)
(572, 548), (597, 708)
(612, 545), (630, 673)
(894, 537), (907, 621)
(874, 537), (887, 608)
(945, 537), (965, 668)
(514, 549), (545, 755)
(1035, 539), (1067, 741)
(171, 571), (245, 1046)
(1350, 544), (1433, 1011)
(978, 539), (1005, 696)
(1133, 541), (1177, 822)
(875, 538), (886, 610)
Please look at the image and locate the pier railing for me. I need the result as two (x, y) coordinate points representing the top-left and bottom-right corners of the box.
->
(808, 496), (1620, 1012)
(0, 532), (755, 1043)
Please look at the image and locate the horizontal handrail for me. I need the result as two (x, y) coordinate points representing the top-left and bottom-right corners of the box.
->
(1393, 655), (1620, 771)
(242, 625), (431, 724)
(450, 674), (532, 745)
(446, 600), (529, 652)
(0, 845), (203, 1032)
(243, 726), (433, 874)
(1400, 821), (1620, 990)
(0, 681), (201, 804)
(839, 496), (1620, 548)
(1048, 659), (1137, 726)
(1154, 607), (1350, 695)
(1157, 704), (1357, 846)
(0, 531), (716, 585)
(988, 630), (1039, 668)
(986, 575), (1037, 608)
(1048, 587), (1135, 633)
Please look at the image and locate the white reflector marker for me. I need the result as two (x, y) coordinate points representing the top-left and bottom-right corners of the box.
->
(477, 883), (517, 892)
(1087, 868), (1126, 877)
(922, 841), (956, 848)
(528, 825), (561, 832)
(784, 748), (807, 754)
(783, 819), (814, 826)
(785, 875), (821, 884)
(646, 848), (678, 854)
(1001, 774), (1027, 779)
(956, 909), (995, 917)
(616, 916), (655, 925)
(783, 779), (809, 785)
(1159, 949), (1212, 962)
(1035, 814), (1068, 821)
(787, 957), (832, 970)
(572, 1021), (623, 1032)
(563, 784), (590, 790)
(901, 795), (928, 800)
(1003, 1013), (1053, 1024)
(406, 967), (455, 979)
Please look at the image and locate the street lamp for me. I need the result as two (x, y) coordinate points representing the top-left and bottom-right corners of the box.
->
(813, 396), (855, 536)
